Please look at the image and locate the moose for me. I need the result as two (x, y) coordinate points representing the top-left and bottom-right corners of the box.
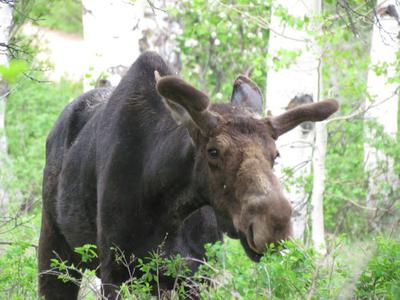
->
(38, 52), (338, 299)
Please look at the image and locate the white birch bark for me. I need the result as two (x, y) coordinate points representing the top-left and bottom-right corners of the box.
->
(0, 1), (13, 210)
(309, 2), (327, 253)
(81, 0), (145, 90)
(265, 0), (321, 241)
(81, 0), (180, 91)
(310, 120), (327, 252)
(139, 0), (182, 73)
(364, 1), (400, 210)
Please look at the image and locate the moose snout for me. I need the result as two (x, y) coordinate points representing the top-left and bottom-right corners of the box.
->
(241, 196), (293, 254)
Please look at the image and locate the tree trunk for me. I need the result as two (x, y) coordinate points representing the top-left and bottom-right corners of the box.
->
(310, 115), (327, 253)
(81, 0), (145, 90)
(0, 1), (13, 210)
(364, 1), (399, 219)
(265, 0), (321, 242)
(138, 0), (181, 73)
(309, 1), (327, 253)
(81, 0), (180, 91)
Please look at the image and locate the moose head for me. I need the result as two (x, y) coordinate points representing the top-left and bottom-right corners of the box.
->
(155, 72), (338, 261)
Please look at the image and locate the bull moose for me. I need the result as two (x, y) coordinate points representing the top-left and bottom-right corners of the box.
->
(38, 52), (338, 299)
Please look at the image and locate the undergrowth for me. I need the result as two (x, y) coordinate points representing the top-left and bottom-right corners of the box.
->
(43, 236), (400, 299)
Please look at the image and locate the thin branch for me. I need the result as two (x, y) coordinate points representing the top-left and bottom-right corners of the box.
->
(23, 72), (51, 83)
(345, 197), (386, 211)
(145, 0), (167, 13)
(0, 0), (15, 5)
(338, 0), (360, 36)
(0, 241), (38, 249)
(325, 87), (400, 124)
(0, 42), (22, 56)
(215, 0), (308, 42)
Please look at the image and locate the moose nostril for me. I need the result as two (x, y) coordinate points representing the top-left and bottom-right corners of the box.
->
(248, 223), (257, 251)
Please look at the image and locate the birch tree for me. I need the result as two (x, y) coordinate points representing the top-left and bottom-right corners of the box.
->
(364, 1), (400, 217)
(0, 0), (13, 209)
(138, 0), (181, 73)
(266, 0), (325, 250)
(81, 0), (180, 91)
(81, 0), (144, 90)
(308, 1), (329, 253)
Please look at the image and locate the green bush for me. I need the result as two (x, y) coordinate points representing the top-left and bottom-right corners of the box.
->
(36, 236), (400, 299)
(356, 237), (400, 299)
(0, 76), (81, 300)
(196, 238), (348, 299)
(6, 77), (82, 201)
(0, 240), (38, 299)
(47, 238), (350, 299)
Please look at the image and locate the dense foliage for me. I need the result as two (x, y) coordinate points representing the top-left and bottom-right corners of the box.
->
(356, 237), (400, 299)
(6, 78), (82, 198)
(0, 75), (82, 298)
(173, 0), (269, 101)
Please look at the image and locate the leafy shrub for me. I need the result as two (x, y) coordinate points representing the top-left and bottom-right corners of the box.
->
(46, 238), (349, 299)
(196, 238), (348, 299)
(35, 236), (400, 299)
(6, 77), (82, 202)
(0, 77), (81, 300)
(356, 237), (400, 299)
(0, 223), (38, 299)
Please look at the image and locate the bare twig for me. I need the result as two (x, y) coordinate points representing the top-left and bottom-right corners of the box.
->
(326, 87), (400, 124)
(145, 0), (167, 13)
(215, 0), (308, 42)
(0, 0), (15, 5)
(23, 72), (51, 83)
(0, 241), (38, 249)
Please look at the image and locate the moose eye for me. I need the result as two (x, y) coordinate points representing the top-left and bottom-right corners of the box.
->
(207, 148), (219, 159)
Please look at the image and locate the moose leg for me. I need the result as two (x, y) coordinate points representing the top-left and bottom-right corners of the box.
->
(38, 213), (82, 300)
(98, 245), (129, 300)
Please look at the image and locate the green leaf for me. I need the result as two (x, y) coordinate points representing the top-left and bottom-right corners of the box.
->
(0, 60), (28, 83)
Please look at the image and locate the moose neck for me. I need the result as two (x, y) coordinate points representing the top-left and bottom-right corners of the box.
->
(103, 57), (215, 228)
(160, 134), (212, 229)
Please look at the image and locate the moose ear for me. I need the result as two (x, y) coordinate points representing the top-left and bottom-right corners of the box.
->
(267, 99), (339, 138)
(231, 75), (263, 115)
(155, 71), (221, 136)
